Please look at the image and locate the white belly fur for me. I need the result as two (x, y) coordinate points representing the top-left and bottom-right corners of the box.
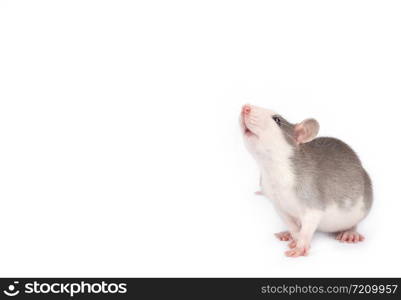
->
(263, 171), (366, 232)
(317, 197), (366, 232)
(258, 152), (366, 233)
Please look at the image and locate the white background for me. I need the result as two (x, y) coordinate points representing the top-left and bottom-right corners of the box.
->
(0, 0), (400, 277)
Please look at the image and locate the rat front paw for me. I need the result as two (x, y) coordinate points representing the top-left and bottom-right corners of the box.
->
(285, 239), (310, 257)
(274, 231), (293, 241)
(285, 246), (309, 257)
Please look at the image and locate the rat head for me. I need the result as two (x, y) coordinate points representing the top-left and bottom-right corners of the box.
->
(240, 104), (319, 158)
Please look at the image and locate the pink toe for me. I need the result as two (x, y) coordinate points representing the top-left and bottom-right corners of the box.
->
(242, 105), (251, 115)
(285, 247), (308, 257)
(337, 231), (365, 244)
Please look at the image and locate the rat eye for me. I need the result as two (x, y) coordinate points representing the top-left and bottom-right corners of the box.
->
(272, 116), (281, 126)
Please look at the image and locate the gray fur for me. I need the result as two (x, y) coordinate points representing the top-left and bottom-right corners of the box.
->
(274, 115), (373, 214)
(362, 169), (373, 212)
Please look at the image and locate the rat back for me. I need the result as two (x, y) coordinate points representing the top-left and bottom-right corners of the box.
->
(291, 137), (373, 230)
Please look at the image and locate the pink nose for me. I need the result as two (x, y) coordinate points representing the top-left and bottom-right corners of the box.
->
(242, 104), (251, 115)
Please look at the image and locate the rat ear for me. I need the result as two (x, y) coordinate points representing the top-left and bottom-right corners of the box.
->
(294, 119), (319, 144)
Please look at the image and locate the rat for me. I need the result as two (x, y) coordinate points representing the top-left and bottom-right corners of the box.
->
(240, 104), (373, 257)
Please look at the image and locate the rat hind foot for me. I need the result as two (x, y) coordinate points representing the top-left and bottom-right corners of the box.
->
(275, 231), (293, 241)
(336, 230), (365, 243)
